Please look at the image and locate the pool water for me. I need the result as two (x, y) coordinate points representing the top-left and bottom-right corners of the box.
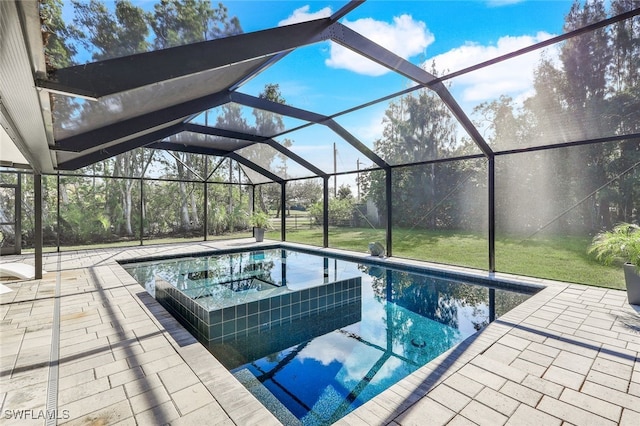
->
(123, 248), (535, 425)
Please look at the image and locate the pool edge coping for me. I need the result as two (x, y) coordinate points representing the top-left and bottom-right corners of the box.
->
(114, 240), (569, 424)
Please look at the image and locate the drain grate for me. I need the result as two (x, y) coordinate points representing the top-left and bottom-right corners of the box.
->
(45, 258), (61, 426)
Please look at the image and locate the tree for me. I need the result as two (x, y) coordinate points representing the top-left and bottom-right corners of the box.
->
(362, 67), (463, 229)
(289, 179), (322, 209)
(42, 0), (79, 138)
(252, 84), (291, 218)
(72, 0), (149, 61)
(41, 0), (77, 70)
(337, 184), (353, 200)
(147, 0), (242, 50)
(147, 0), (243, 232)
(608, 0), (640, 224)
(474, 0), (639, 235)
(70, 0), (150, 237)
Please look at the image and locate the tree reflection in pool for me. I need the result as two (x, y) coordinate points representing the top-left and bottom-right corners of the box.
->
(197, 251), (535, 425)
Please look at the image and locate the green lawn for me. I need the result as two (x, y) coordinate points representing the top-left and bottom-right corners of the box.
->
(28, 226), (624, 290)
(286, 227), (625, 290)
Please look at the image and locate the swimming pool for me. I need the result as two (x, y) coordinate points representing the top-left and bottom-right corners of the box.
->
(123, 246), (538, 425)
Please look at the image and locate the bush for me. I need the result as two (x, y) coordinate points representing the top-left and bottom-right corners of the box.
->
(308, 198), (355, 226)
(588, 223), (640, 269)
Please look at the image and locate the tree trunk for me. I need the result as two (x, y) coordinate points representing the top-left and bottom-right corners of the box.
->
(190, 190), (199, 227)
(176, 158), (192, 230)
(124, 182), (133, 236)
(178, 181), (190, 230)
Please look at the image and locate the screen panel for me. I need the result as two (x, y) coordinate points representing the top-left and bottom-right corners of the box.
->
(143, 180), (204, 244)
(190, 103), (309, 137)
(449, 17), (639, 152)
(284, 177), (324, 247)
(238, 41), (417, 116)
(391, 158), (488, 269)
(206, 182), (251, 240)
(328, 171), (386, 253)
(236, 143), (318, 180)
(334, 88), (483, 166)
(495, 140), (639, 287)
(274, 124), (372, 175)
(52, 58), (271, 139)
(59, 175), (140, 249)
(255, 182), (282, 240)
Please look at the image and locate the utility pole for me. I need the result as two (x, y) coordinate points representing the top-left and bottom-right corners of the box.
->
(356, 158), (360, 201)
(333, 142), (337, 198)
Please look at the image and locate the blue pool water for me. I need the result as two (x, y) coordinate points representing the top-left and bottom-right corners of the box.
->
(123, 247), (536, 425)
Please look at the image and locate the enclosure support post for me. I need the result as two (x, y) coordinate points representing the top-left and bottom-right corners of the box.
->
(488, 157), (496, 272)
(251, 185), (256, 214)
(139, 178), (144, 246)
(16, 174), (22, 254)
(489, 288), (496, 322)
(251, 185), (256, 240)
(56, 173), (60, 252)
(323, 176), (329, 248)
(385, 168), (392, 257)
(203, 178), (208, 241)
(34, 173), (43, 280)
(281, 182), (286, 242)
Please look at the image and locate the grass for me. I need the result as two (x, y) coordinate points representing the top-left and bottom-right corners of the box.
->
(286, 227), (625, 290)
(26, 226), (624, 290)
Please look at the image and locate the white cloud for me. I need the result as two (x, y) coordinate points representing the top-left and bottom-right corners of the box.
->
(278, 5), (332, 26)
(326, 15), (434, 76)
(338, 106), (387, 146)
(428, 31), (557, 103)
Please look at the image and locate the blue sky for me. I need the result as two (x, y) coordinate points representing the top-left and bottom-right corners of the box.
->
(232, 0), (572, 107)
(62, 1), (576, 180)
(223, 1), (574, 177)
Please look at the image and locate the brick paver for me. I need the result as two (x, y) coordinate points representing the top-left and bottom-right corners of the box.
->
(2, 240), (639, 425)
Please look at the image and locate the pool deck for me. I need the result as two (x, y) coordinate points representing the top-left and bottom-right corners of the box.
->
(1, 239), (639, 425)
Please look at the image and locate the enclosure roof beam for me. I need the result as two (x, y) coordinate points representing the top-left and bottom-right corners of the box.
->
(325, 119), (389, 170)
(183, 123), (268, 143)
(431, 83), (494, 158)
(326, 23), (438, 86)
(330, 0), (365, 22)
(263, 139), (328, 177)
(207, 157), (227, 181)
(229, 92), (328, 124)
(148, 141), (229, 158)
(165, 150), (204, 181)
(37, 19), (333, 99)
(54, 92), (230, 152)
(148, 146), (283, 184)
(493, 132), (640, 157)
(184, 123), (328, 177)
(57, 124), (184, 170)
(328, 22), (494, 159)
(228, 152), (283, 183)
(228, 1), (365, 92)
(230, 92), (389, 171)
(434, 7), (640, 85)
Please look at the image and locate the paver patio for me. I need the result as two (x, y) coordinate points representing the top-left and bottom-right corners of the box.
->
(1, 240), (639, 425)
